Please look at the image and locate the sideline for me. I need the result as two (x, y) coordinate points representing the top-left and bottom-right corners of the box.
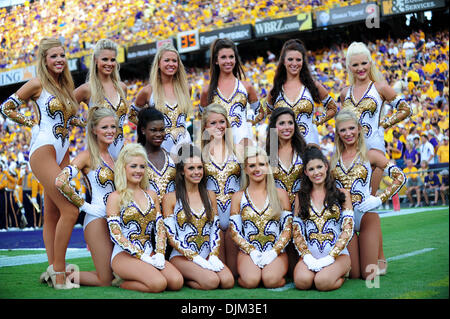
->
(0, 248), (90, 268)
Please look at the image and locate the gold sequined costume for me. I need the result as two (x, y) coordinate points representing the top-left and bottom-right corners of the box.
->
(229, 189), (293, 254)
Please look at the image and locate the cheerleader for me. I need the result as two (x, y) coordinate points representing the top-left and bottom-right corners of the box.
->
(133, 43), (192, 155)
(74, 39), (130, 160)
(200, 38), (263, 147)
(267, 39), (337, 146)
(265, 107), (307, 208)
(340, 41), (412, 194)
(293, 146), (353, 291)
(229, 146), (292, 288)
(106, 143), (183, 293)
(162, 144), (234, 290)
(201, 103), (241, 276)
(0, 38), (84, 289)
(331, 109), (406, 279)
(137, 107), (176, 205)
(54, 107), (117, 286)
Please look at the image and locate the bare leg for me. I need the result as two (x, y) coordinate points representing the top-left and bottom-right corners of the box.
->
(236, 250), (262, 288)
(358, 212), (381, 280)
(111, 252), (167, 293)
(159, 261), (184, 291)
(314, 255), (351, 291)
(80, 218), (114, 286)
(293, 257), (315, 290)
(224, 228), (239, 278)
(30, 147), (78, 285)
(261, 252), (288, 288)
(170, 256), (220, 290)
(347, 234), (360, 279)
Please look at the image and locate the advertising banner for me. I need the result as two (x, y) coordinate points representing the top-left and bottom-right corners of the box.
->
(0, 65), (36, 87)
(127, 42), (157, 60)
(199, 24), (252, 49)
(316, 2), (378, 27)
(380, 0), (446, 16)
(254, 13), (312, 37)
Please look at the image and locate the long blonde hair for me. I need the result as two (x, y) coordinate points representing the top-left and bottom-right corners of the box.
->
(241, 146), (282, 219)
(149, 43), (191, 115)
(200, 103), (235, 161)
(345, 42), (384, 85)
(87, 39), (126, 106)
(330, 109), (368, 170)
(86, 106), (118, 169)
(37, 37), (77, 115)
(114, 143), (150, 208)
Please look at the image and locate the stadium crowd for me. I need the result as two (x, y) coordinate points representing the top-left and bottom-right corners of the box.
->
(1, 0), (344, 69)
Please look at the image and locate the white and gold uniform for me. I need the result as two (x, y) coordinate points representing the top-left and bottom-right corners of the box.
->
(164, 199), (221, 261)
(148, 94), (191, 155)
(268, 87), (319, 145)
(90, 94), (128, 160)
(333, 155), (406, 231)
(146, 149), (176, 205)
(83, 159), (115, 229)
(342, 82), (386, 153)
(108, 191), (166, 263)
(204, 152), (241, 230)
(0, 89), (79, 165)
(272, 151), (303, 209)
(229, 189), (293, 254)
(209, 79), (253, 145)
(292, 202), (354, 259)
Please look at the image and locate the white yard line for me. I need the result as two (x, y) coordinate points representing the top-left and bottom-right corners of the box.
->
(0, 248), (90, 268)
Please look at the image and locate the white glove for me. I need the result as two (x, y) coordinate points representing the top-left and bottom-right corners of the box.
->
(315, 255), (335, 270)
(208, 255), (224, 272)
(140, 254), (154, 265)
(303, 254), (321, 272)
(249, 250), (263, 268)
(358, 195), (382, 213)
(150, 253), (166, 270)
(259, 249), (277, 267)
(79, 202), (105, 218)
(193, 255), (215, 271)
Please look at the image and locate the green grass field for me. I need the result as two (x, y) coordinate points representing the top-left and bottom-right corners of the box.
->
(0, 208), (448, 300)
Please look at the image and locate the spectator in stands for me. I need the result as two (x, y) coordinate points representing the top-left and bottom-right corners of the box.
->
(403, 141), (420, 166)
(419, 133), (435, 164)
(404, 158), (422, 207)
(437, 136), (449, 163)
(439, 169), (449, 206)
(423, 169), (441, 206)
(387, 131), (405, 163)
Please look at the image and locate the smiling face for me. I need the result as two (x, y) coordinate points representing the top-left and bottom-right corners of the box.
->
(159, 50), (178, 77)
(304, 158), (328, 186)
(125, 155), (147, 185)
(96, 49), (117, 76)
(283, 50), (303, 77)
(349, 53), (371, 82)
(337, 119), (360, 147)
(142, 120), (166, 148)
(275, 113), (295, 142)
(93, 116), (117, 145)
(205, 112), (227, 141)
(216, 48), (236, 74)
(45, 46), (66, 77)
(245, 155), (268, 183)
(183, 156), (204, 185)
